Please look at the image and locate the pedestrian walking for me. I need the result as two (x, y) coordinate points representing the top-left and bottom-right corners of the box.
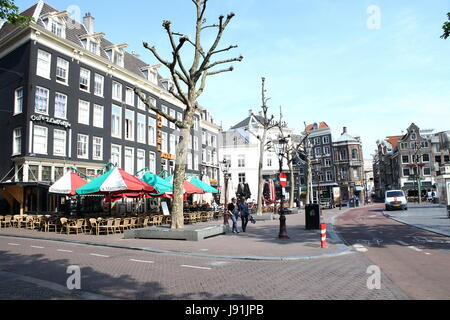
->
(238, 197), (250, 232)
(228, 198), (240, 234)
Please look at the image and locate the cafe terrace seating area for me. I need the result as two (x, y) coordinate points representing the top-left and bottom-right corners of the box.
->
(0, 210), (217, 236)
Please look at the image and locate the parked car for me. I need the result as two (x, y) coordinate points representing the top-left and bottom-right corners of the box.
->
(385, 190), (408, 211)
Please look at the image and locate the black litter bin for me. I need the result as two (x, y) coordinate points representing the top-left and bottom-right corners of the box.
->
(305, 204), (321, 230)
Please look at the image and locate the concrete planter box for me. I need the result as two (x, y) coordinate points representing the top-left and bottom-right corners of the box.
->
(124, 225), (226, 241)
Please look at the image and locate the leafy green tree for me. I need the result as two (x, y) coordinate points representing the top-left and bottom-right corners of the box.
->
(0, 0), (33, 26)
(442, 12), (450, 39)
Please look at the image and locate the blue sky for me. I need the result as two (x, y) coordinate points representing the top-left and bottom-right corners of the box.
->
(16, 0), (450, 158)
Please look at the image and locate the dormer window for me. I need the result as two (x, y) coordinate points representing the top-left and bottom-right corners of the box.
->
(79, 33), (104, 56)
(89, 41), (98, 55)
(105, 44), (127, 68)
(141, 65), (160, 85)
(43, 11), (68, 39)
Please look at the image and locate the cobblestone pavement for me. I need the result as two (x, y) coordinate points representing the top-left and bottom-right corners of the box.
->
(384, 204), (450, 237)
(0, 233), (409, 300)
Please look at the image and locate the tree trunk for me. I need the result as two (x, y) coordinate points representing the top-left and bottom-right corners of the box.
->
(256, 130), (267, 216)
(305, 157), (312, 205)
(170, 110), (194, 230)
(289, 162), (295, 208)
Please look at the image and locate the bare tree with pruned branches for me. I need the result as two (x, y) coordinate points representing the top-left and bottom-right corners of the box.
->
(135, 0), (243, 229)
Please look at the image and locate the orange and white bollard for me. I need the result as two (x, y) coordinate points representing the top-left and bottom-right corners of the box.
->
(320, 224), (327, 248)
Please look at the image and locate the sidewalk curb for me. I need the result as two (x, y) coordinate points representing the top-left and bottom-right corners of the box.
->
(383, 212), (450, 238)
(0, 208), (364, 262)
(0, 232), (354, 261)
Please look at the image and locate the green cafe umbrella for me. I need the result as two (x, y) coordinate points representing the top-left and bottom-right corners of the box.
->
(186, 176), (218, 194)
(140, 171), (173, 195)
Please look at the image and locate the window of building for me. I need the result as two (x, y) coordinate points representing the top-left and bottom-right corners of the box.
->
(400, 142), (408, 150)
(238, 155), (245, 168)
(56, 57), (69, 84)
(423, 167), (431, 176)
(353, 168), (359, 179)
(79, 68), (90, 92)
(42, 166), (52, 182)
(202, 149), (206, 163)
(77, 134), (89, 159)
(33, 125), (48, 154)
(170, 134), (176, 154)
(149, 151), (156, 173)
(137, 113), (146, 144)
(187, 153), (193, 170)
(53, 129), (66, 156)
(50, 20), (64, 38)
(194, 155), (199, 171)
(28, 165), (39, 182)
(323, 146), (331, 155)
(124, 147), (134, 174)
(125, 110), (135, 141)
(444, 155), (450, 162)
(112, 81), (122, 101)
(93, 105), (103, 128)
(322, 136), (330, 144)
(35, 87), (49, 115)
(137, 92), (146, 110)
(135, 149), (145, 172)
(37, 49), (51, 79)
(111, 105), (122, 138)
(402, 155), (409, 164)
(169, 109), (176, 129)
(403, 168), (410, 177)
(267, 155), (273, 167)
(111, 145), (121, 168)
(421, 141), (429, 148)
(238, 173), (246, 184)
(202, 131), (206, 145)
(193, 136), (199, 151)
(422, 154), (430, 162)
(13, 128), (21, 155)
(94, 74), (104, 97)
(89, 40), (99, 55)
(411, 132), (417, 140)
(339, 149), (347, 160)
(148, 117), (156, 146)
(315, 147), (322, 157)
(78, 100), (90, 125)
(161, 132), (168, 153)
(352, 149), (358, 160)
(54, 93), (67, 119)
(125, 87), (134, 106)
(14, 87), (23, 115)
(177, 112), (183, 122)
(161, 105), (168, 126)
(324, 158), (332, 167)
(55, 167), (64, 181)
(435, 156), (442, 163)
(93, 136), (103, 160)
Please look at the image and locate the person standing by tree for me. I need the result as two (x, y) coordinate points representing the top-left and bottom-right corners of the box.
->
(239, 197), (250, 233)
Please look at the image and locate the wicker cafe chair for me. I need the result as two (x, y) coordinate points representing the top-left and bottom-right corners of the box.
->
(120, 218), (131, 232)
(66, 219), (85, 235)
(89, 218), (99, 235)
(130, 217), (138, 229)
(142, 217), (149, 228)
(113, 218), (122, 234)
(59, 218), (70, 234)
(98, 219), (114, 235)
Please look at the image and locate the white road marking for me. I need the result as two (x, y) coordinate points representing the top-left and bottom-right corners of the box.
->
(7, 243), (20, 246)
(130, 259), (154, 264)
(181, 265), (212, 270)
(57, 249), (73, 253)
(90, 253), (109, 258)
(352, 244), (368, 252)
(30, 246), (44, 249)
(425, 252), (431, 255)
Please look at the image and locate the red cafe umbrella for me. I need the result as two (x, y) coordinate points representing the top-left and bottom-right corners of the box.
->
(49, 171), (87, 196)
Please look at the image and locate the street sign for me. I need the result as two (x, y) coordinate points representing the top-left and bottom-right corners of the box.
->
(279, 173), (287, 188)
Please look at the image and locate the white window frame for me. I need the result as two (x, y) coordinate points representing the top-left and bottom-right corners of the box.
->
(170, 134), (176, 154)
(78, 100), (90, 125)
(37, 49), (51, 79)
(125, 87), (134, 106)
(53, 129), (66, 157)
(137, 92), (146, 110)
(149, 151), (156, 173)
(12, 127), (21, 156)
(77, 134), (89, 159)
(33, 125), (48, 155)
(92, 136), (103, 161)
(35, 86), (49, 115)
(124, 147), (134, 174)
(194, 155), (199, 171)
(112, 81), (122, 102)
(79, 68), (91, 92)
(54, 92), (67, 119)
(148, 117), (156, 146)
(14, 87), (23, 115)
(169, 109), (176, 129)
(111, 144), (122, 168)
(194, 136), (199, 151)
(161, 132), (168, 153)
(111, 105), (122, 138)
(137, 113), (146, 144)
(125, 109), (135, 141)
(56, 57), (69, 85)
(94, 74), (104, 97)
(93, 104), (104, 128)
(136, 149), (146, 171)
(161, 105), (168, 126)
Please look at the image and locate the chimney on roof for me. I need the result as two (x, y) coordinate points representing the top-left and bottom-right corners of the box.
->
(83, 12), (95, 35)
(343, 127), (347, 134)
(248, 109), (253, 116)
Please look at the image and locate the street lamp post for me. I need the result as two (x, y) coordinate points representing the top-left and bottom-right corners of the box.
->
(220, 158), (231, 222)
(274, 137), (289, 239)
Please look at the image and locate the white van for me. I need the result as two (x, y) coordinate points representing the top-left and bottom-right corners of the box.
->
(385, 190), (408, 211)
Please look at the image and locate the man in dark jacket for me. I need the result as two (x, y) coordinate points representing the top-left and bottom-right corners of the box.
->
(238, 197), (250, 232)
(227, 198), (240, 234)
